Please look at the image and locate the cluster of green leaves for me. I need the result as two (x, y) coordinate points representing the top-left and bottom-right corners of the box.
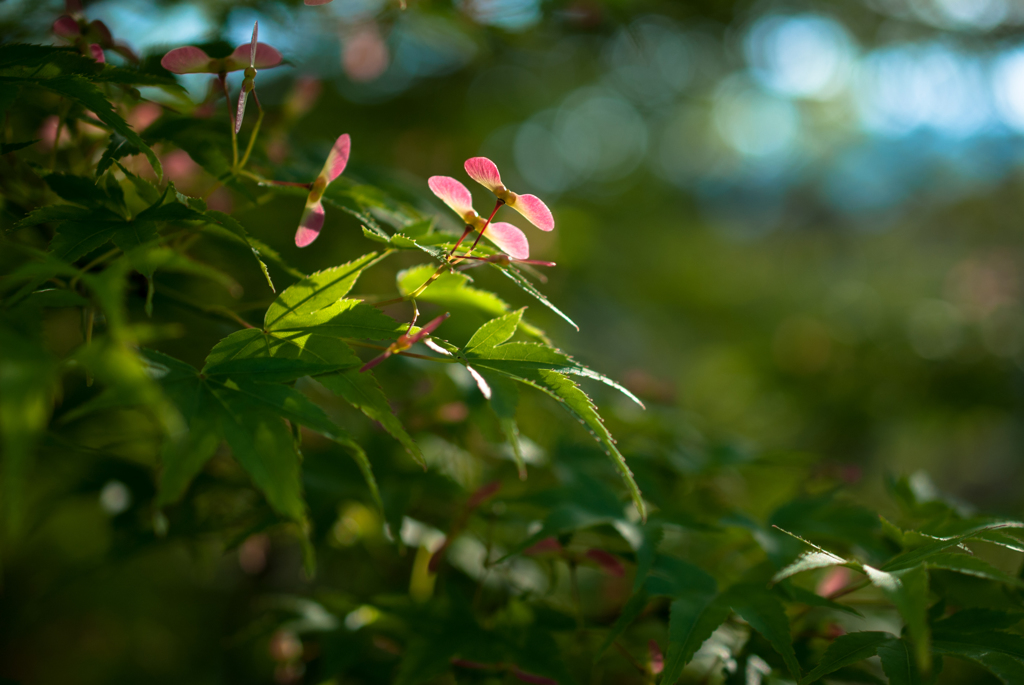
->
(4, 31), (1024, 685)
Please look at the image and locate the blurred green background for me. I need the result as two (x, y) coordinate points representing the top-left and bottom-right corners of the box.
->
(4, 0), (1024, 682)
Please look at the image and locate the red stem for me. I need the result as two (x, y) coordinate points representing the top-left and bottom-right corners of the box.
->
(219, 74), (234, 129)
(465, 199), (504, 255)
(448, 225), (473, 255)
(259, 179), (313, 189)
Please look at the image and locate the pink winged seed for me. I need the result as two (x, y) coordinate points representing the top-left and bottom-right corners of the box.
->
(584, 549), (625, 577)
(53, 16), (80, 37)
(407, 312), (450, 344)
(88, 44), (105, 63)
(295, 201), (325, 247)
(428, 176), (474, 218)
(249, 20), (258, 66)
(91, 20), (113, 46)
(485, 222), (529, 260)
(160, 46), (213, 74)
(227, 42), (283, 70)
(649, 640), (664, 675)
(464, 157), (502, 193)
(512, 194), (554, 232)
(320, 134), (351, 183)
(235, 88), (249, 133)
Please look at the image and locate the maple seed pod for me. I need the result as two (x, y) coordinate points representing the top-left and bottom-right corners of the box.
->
(464, 157), (554, 232)
(295, 134), (351, 247)
(428, 175), (530, 259)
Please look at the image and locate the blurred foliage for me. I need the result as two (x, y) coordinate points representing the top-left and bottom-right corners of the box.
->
(4, 1), (1024, 684)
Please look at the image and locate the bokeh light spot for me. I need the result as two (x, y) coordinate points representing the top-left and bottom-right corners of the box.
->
(745, 14), (854, 100)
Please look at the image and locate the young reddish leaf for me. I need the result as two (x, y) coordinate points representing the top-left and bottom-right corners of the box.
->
(88, 44), (104, 62)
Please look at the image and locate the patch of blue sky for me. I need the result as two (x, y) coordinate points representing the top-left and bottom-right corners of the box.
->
(86, 1), (211, 54)
(456, 0), (541, 32)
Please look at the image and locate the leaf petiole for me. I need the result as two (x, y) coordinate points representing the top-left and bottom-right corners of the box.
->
(220, 75), (238, 168)
(343, 338), (458, 363)
(238, 105), (263, 170)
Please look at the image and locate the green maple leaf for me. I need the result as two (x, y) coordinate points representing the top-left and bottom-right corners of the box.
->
(205, 253), (426, 468)
(455, 309), (645, 519)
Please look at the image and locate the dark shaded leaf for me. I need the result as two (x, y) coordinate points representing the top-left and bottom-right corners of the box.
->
(800, 632), (893, 685)
(1, 139), (38, 154)
(933, 609), (1024, 635)
(662, 593), (730, 684)
(725, 584), (801, 680)
(863, 565), (929, 672)
(29, 75), (161, 179)
(878, 637), (924, 685)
